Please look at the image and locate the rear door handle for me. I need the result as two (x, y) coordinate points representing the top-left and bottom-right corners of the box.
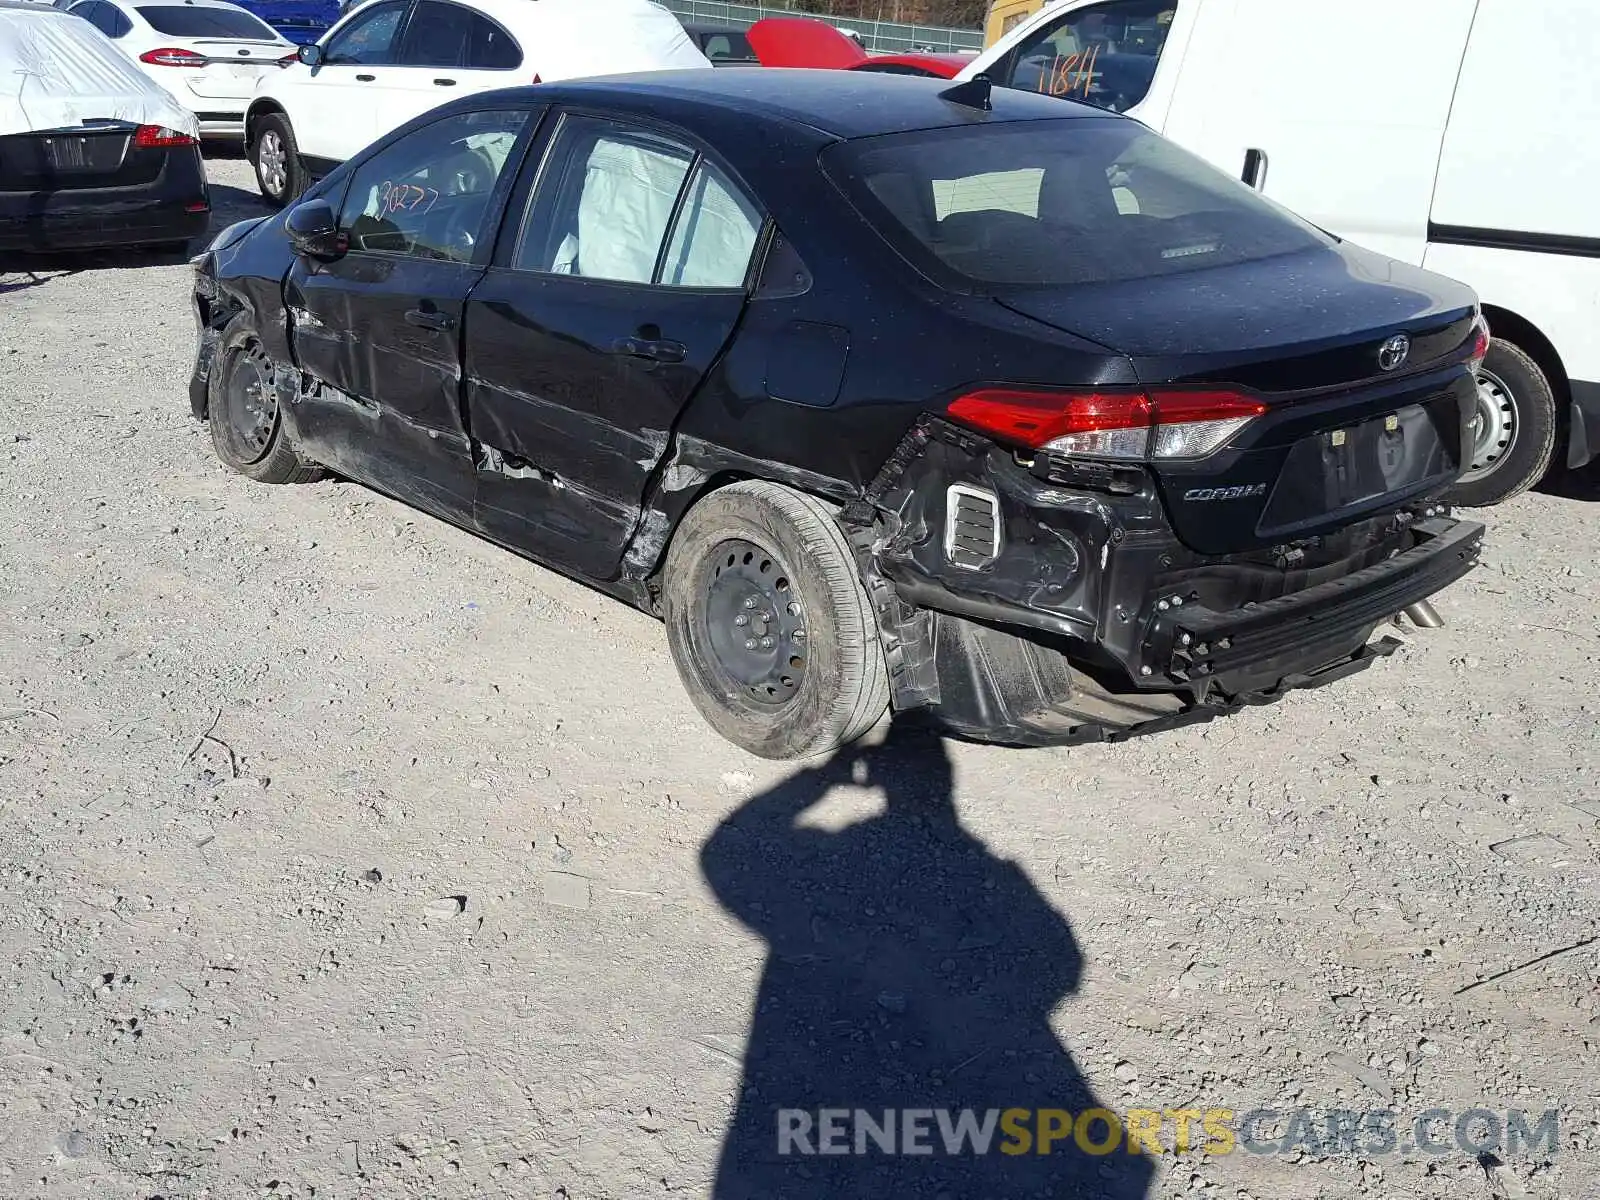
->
(405, 308), (455, 332)
(355, 72), (376, 81)
(611, 336), (686, 364)
(434, 77), (457, 86)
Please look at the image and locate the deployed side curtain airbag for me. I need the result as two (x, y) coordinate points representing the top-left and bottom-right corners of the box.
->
(573, 136), (691, 283)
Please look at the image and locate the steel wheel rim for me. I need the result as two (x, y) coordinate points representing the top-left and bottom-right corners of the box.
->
(1462, 367), (1518, 482)
(224, 353), (279, 464)
(257, 130), (287, 198)
(701, 539), (807, 707)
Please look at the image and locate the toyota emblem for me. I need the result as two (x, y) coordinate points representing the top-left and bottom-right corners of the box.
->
(1378, 334), (1411, 372)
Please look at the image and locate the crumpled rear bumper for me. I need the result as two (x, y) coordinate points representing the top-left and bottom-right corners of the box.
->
(1141, 516), (1482, 695)
(854, 418), (1483, 746)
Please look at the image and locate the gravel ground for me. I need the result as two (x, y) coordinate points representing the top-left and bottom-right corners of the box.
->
(1, 152), (1598, 1200)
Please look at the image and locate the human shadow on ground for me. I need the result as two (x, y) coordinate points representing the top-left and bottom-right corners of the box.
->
(701, 730), (1155, 1199)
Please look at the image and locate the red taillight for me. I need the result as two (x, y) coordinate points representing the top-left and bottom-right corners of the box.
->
(1466, 314), (1491, 371)
(140, 46), (207, 66)
(133, 124), (198, 149)
(947, 387), (1268, 461)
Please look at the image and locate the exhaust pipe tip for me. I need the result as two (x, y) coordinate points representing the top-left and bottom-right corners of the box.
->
(1402, 600), (1445, 629)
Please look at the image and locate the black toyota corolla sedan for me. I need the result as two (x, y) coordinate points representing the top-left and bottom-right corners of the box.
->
(187, 70), (1487, 759)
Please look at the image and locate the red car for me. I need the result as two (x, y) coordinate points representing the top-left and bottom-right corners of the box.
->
(745, 17), (974, 78)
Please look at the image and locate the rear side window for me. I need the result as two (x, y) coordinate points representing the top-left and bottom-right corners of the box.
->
(138, 4), (276, 36)
(513, 115), (765, 288)
(464, 8), (518, 68)
(396, 0), (515, 68)
(826, 119), (1330, 289)
(516, 120), (693, 283)
(661, 161), (764, 288)
(701, 31), (755, 63)
(397, 0), (470, 66)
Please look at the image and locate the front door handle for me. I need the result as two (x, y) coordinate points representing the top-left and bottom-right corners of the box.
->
(434, 77), (457, 86)
(611, 336), (686, 364)
(405, 308), (455, 332)
(355, 72), (376, 81)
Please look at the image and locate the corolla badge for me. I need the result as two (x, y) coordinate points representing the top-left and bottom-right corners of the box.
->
(1378, 333), (1411, 372)
(1184, 484), (1267, 502)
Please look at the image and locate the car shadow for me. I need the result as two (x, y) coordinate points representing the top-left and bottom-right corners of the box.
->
(1536, 458), (1600, 502)
(209, 181), (277, 227)
(699, 729), (1155, 1198)
(0, 268), (77, 294)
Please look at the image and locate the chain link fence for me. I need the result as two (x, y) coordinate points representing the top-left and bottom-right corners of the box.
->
(662, 1), (984, 54)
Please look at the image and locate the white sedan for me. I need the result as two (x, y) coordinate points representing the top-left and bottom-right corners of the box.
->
(66, 0), (295, 139)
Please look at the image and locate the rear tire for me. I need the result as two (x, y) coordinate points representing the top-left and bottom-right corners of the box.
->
(1445, 337), (1557, 507)
(250, 113), (306, 208)
(208, 340), (321, 485)
(662, 481), (890, 760)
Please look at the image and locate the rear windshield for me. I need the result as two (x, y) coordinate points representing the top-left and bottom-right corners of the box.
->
(824, 119), (1331, 288)
(700, 30), (756, 62)
(138, 5), (277, 37)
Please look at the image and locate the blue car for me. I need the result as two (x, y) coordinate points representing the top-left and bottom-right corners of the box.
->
(232, 0), (335, 44)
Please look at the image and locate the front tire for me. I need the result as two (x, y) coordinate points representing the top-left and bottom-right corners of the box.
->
(208, 340), (321, 485)
(1445, 337), (1558, 507)
(662, 481), (890, 760)
(250, 113), (306, 207)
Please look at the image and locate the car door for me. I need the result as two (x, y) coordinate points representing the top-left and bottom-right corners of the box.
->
(290, 0), (410, 165)
(284, 105), (535, 524)
(462, 113), (766, 580)
(1157, 0), (1477, 265)
(974, 0), (1185, 123)
(382, 0), (523, 134)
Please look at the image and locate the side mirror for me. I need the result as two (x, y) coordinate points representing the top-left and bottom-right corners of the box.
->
(286, 198), (346, 259)
(297, 42), (323, 67)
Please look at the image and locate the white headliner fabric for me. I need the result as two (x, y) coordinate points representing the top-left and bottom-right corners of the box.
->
(0, 2), (198, 136)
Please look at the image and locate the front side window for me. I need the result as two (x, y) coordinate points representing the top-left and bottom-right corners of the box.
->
(514, 116), (764, 288)
(1001, 0), (1176, 113)
(828, 119), (1329, 288)
(323, 0), (404, 64)
(338, 109), (529, 262)
(138, 4), (275, 37)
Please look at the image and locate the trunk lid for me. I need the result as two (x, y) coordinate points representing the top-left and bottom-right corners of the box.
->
(160, 42), (287, 99)
(0, 125), (160, 191)
(995, 245), (1479, 556)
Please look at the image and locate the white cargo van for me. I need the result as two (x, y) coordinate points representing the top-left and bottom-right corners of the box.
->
(960, 0), (1600, 507)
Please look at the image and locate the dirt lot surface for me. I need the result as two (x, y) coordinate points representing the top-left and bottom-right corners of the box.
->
(2, 154), (1598, 1200)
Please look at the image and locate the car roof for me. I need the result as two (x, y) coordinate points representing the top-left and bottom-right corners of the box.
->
(534, 68), (1108, 139)
(106, 0), (265, 9)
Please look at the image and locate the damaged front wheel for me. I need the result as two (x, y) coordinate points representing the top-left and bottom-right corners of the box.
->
(209, 342), (321, 485)
(662, 481), (890, 760)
